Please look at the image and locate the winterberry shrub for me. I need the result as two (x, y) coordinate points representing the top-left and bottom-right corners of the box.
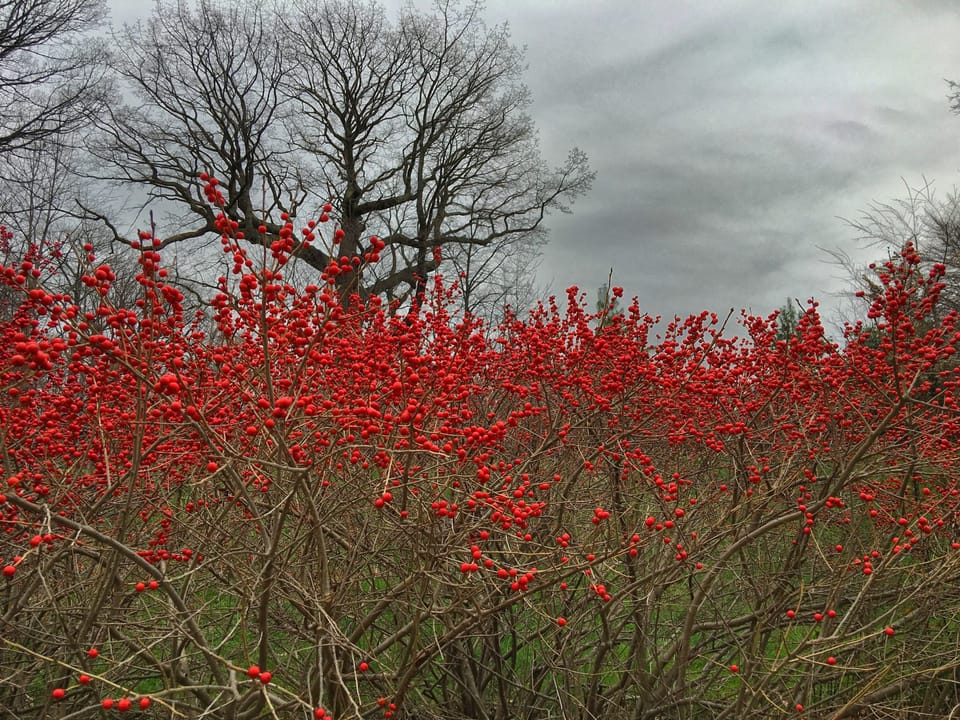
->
(1, 181), (959, 719)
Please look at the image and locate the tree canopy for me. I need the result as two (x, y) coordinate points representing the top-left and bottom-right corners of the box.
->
(83, 0), (593, 312)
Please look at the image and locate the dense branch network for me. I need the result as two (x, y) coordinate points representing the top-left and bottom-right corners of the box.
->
(82, 0), (593, 311)
(0, 0), (108, 153)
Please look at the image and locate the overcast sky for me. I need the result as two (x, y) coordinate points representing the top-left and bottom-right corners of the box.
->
(108, 0), (960, 326)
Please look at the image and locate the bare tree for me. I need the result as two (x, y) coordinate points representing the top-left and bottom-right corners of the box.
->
(0, 137), (141, 314)
(0, 0), (109, 154)
(840, 179), (960, 320)
(88, 0), (592, 308)
(445, 228), (546, 322)
(84, 0), (317, 266)
(279, 0), (414, 299)
(0, 138), (81, 249)
(283, 0), (593, 305)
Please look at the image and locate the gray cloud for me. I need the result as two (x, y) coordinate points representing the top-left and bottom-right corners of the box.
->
(488, 0), (960, 325)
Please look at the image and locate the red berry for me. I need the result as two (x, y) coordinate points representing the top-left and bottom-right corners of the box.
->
(102, 699), (114, 710)
(884, 626), (895, 636)
(359, 661), (370, 672)
(88, 648), (99, 658)
(117, 697), (131, 711)
(247, 665), (260, 678)
(52, 688), (65, 700)
(730, 664), (739, 673)
(139, 698), (151, 710)
(556, 617), (567, 626)
(259, 671), (272, 684)
(206, 461), (218, 472)
(135, 582), (146, 592)
(826, 656), (836, 665)
(148, 580), (159, 590)
(78, 674), (91, 684)
(2, 565), (14, 577)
